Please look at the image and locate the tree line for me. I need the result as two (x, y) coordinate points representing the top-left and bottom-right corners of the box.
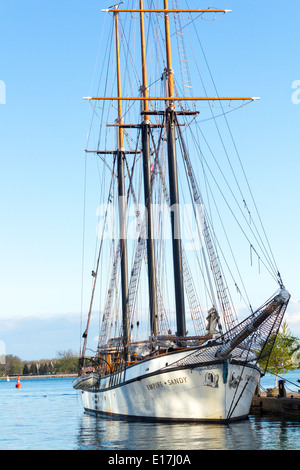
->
(0, 349), (79, 376)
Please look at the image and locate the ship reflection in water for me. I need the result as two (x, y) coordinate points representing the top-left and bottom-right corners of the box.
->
(76, 412), (300, 450)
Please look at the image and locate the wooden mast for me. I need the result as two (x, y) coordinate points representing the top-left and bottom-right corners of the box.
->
(114, 8), (130, 361)
(139, 0), (159, 338)
(164, 0), (186, 338)
(86, 4), (260, 347)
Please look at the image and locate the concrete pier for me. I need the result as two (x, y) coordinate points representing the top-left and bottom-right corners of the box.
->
(251, 395), (300, 417)
(251, 381), (300, 418)
(0, 373), (77, 380)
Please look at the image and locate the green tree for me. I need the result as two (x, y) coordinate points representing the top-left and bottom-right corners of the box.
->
(23, 363), (30, 375)
(3, 355), (24, 375)
(54, 350), (79, 374)
(40, 362), (49, 374)
(259, 321), (300, 387)
(30, 362), (38, 375)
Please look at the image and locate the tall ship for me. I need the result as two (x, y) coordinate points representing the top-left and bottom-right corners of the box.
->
(73, 1), (290, 422)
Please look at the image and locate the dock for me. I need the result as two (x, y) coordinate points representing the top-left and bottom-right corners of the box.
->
(0, 373), (77, 381)
(251, 380), (300, 418)
(251, 394), (300, 418)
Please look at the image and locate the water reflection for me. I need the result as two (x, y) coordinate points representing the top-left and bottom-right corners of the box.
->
(76, 413), (271, 450)
(250, 414), (300, 450)
(2, 378), (299, 450)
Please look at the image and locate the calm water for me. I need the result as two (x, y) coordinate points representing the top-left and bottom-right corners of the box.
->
(1, 373), (299, 451)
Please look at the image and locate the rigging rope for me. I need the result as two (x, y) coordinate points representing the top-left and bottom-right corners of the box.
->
(187, 13), (281, 285)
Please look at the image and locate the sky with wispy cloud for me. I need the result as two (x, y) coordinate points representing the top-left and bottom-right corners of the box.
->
(0, 0), (300, 360)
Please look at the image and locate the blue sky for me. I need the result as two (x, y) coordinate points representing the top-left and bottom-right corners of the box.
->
(0, 0), (300, 361)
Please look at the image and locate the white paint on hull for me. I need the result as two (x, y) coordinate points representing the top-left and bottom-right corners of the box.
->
(80, 359), (260, 422)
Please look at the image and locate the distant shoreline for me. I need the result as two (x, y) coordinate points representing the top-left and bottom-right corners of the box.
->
(0, 374), (77, 380)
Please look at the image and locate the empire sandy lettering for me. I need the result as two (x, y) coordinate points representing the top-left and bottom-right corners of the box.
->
(167, 377), (187, 386)
(147, 376), (187, 390)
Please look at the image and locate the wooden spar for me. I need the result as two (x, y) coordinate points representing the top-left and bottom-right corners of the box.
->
(164, 0), (175, 107)
(88, 7), (258, 105)
(84, 96), (259, 101)
(85, 150), (141, 154)
(114, 9), (130, 362)
(81, 263), (98, 362)
(140, 0), (159, 338)
(102, 9), (232, 14)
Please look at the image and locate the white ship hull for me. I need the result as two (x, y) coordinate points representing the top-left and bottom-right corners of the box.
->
(78, 351), (260, 422)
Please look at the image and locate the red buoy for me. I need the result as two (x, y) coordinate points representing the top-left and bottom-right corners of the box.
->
(16, 376), (22, 389)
